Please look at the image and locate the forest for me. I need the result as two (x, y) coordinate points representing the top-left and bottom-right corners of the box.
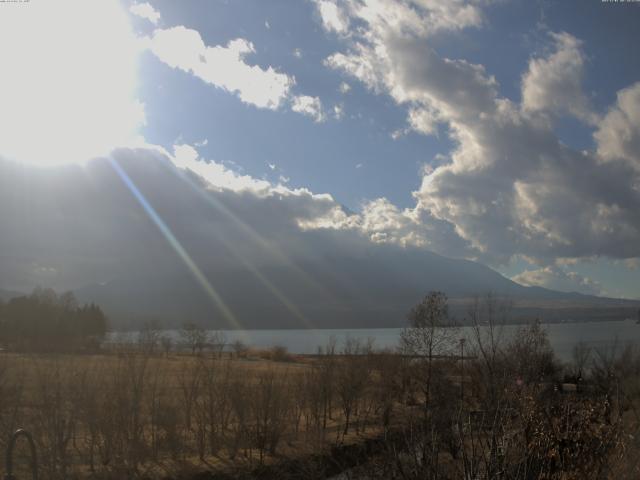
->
(0, 288), (108, 352)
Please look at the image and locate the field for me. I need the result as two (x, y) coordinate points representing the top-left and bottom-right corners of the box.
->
(0, 344), (405, 479)
(3, 317), (640, 479)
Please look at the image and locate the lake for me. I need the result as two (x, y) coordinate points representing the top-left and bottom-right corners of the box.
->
(113, 319), (640, 362)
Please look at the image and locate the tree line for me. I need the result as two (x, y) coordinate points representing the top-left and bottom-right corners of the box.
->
(0, 288), (108, 351)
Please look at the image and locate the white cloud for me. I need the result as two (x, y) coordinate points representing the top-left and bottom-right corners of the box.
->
(169, 145), (359, 237)
(339, 81), (351, 94)
(521, 32), (597, 124)
(317, 0), (483, 38)
(318, 3), (640, 267)
(149, 26), (294, 109)
(512, 266), (603, 296)
(357, 198), (427, 246)
(291, 95), (326, 122)
(148, 22), (334, 121)
(130, 2), (161, 25)
(390, 129), (405, 140)
(317, 1), (349, 33)
(407, 105), (439, 136)
(169, 145), (427, 245)
(595, 82), (640, 172)
(326, 34), (498, 126)
(173, 143), (199, 163)
(333, 103), (345, 120)
(172, 144), (272, 194)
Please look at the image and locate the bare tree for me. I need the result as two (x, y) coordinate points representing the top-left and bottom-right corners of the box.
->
(33, 359), (78, 478)
(571, 340), (592, 381)
(401, 291), (458, 407)
(467, 293), (510, 409)
(137, 320), (161, 355)
(209, 330), (227, 358)
(160, 335), (173, 357)
(506, 320), (557, 385)
(251, 368), (291, 462)
(232, 339), (249, 359)
(180, 322), (209, 356)
(336, 338), (372, 437)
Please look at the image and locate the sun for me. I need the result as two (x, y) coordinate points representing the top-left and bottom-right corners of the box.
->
(0, 0), (145, 166)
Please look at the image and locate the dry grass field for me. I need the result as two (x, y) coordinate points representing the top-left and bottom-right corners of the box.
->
(3, 312), (640, 479)
(0, 345), (403, 479)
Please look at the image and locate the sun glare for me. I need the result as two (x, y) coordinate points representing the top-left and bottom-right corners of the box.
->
(0, 0), (144, 166)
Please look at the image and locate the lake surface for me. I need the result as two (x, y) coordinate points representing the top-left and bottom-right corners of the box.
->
(113, 320), (640, 362)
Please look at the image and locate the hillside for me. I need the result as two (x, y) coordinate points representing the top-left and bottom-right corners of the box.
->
(74, 251), (640, 329)
(1, 153), (637, 330)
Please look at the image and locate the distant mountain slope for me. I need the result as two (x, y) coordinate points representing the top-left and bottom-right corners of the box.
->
(74, 249), (640, 329)
(0, 289), (22, 302)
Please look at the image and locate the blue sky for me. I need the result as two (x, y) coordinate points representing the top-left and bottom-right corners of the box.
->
(135, 0), (640, 212)
(1, 0), (640, 300)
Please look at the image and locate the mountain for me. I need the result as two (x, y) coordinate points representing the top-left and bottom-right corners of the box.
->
(1, 150), (638, 330)
(74, 249), (640, 329)
(0, 289), (22, 302)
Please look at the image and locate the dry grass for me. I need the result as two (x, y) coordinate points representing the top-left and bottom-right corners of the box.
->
(0, 349), (394, 479)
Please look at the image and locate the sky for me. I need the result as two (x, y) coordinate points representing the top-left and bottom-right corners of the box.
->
(1, 0), (640, 300)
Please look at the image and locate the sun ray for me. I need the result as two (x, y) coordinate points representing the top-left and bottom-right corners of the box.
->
(109, 157), (242, 330)
(164, 162), (319, 328)
(165, 162), (338, 305)
(215, 234), (313, 328)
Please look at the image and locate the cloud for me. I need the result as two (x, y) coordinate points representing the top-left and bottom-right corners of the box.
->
(318, 3), (640, 268)
(325, 30), (498, 127)
(358, 198), (426, 246)
(173, 144), (272, 193)
(149, 26), (294, 109)
(339, 81), (351, 93)
(130, 2), (161, 25)
(512, 266), (603, 296)
(595, 82), (640, 172)
(521, 32), (597, 124)
(291, 95), (326, 122)
(317, 1), (349, 33)
(147, 19), (336, 121)
(316, 0), (483, 38)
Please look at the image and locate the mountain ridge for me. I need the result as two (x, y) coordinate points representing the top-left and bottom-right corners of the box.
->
(73, 251), (640, 330)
